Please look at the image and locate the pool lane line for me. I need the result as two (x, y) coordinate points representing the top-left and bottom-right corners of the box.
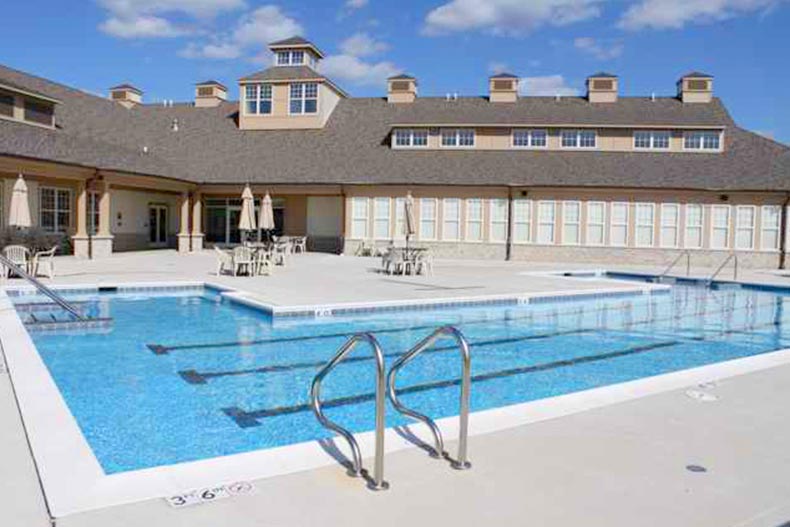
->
(221, 340), (683, 427)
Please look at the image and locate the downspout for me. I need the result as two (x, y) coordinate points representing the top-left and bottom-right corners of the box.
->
(86, 170), (100, 259)
(339, 184), (346, 255)
(779, 192), (790, 270)
(505, 187), (514, 261)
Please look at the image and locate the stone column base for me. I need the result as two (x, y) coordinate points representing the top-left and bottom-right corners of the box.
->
(190, 233), (204, 252)
(91, 235), (114, 259)
(177, 233), (191, 253)
(71, 235), (90, 259)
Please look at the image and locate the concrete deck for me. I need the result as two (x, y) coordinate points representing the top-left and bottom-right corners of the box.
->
(2, 250), (790, 526)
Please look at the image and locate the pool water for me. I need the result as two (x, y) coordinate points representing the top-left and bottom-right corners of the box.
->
(15, 281), (790, 474)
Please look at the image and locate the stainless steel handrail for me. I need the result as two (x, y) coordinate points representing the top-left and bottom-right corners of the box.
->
(310, 332), (388, 490)
(707, 252), (738, 285)
(0, 253), (85, 321)
(659, 250), (691, 279)
(387, 325), (472, 470)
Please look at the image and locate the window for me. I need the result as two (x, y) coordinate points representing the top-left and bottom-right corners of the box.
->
(660, 204), (680, 248)
(490, 199), (508, 242)
(561, 130), (596, 149)
(512, 129), (547, 148)
(244, 84), (272, 115)
(276, 50), (305, 65)
(466, 199), (483, 241)
(586, 201), (605, 246)
(537, 201), (556, 244)
(562, 201), (580, 245)
(610, 202), (629, 246)
(710, 205), (731, 249)
(761, 205), (781, 251)
(289, 83), (318, 114)
(441, 129), (475, 148)
(735, 205), (756, 250)
(443, 198), (460, 240)
(634, 131), (671, 150)
(88, 191), (100, 235)
(394, 197), (406, 239)
(684, 131), (721, 151)
(685, 204), (703, 249)
(39, 187), (71, 233)
(419, 198), (437, 240)
(635, 203), (655, 247)
(24, 100), (53, 126)
(512, 199), (532, 243)
(392, 129), (428, 148)
(351, 197), (368, 238)
(374, 197), (390, 240)
(0, 90), (13, 117)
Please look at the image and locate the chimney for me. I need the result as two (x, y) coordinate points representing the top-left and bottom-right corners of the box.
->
(677, 72), (713, 103)
(489, 73), (518, 103)
(387, 74), (417, 103)
(194, 80), (228, 107)
(586, 73), (618, 103)
(109, 84), (142, 108)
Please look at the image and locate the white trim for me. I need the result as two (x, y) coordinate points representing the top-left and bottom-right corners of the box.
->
(734, 204), (756, 251)
(391, 128), (428, 149)
(489, 198), (508, 244)
(684, 203), (704, 250)
(659, 203), (680, 248)
(710, 204), (731, 250)
(287, 82), (319, 116)
(536, 200), (556, 245)
(560, 129), (597, 150)
(682, 130), (723, 152)
(373, 197), (391, 240)
(39, 185), (72, 233)
(633, 130), (671, 151)
(760, 205), (781, 252)
(464, 198), (483, 242)
(561, 200), (581, 246)
(511, 128), (548, 149)
(442, 197), (461, 241)
(349, 196), (369, 239)
(512, 198), (532, 244)
(419, 197), (438, 241)
(440, 128), (476, 149)
(609, 201), (629, 247)
(634, 202), (655, 248)
(585, 201), (606, 246)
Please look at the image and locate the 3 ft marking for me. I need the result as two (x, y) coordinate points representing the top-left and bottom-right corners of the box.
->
(314, 308), (333, 317)
(166, 481), (254, 508)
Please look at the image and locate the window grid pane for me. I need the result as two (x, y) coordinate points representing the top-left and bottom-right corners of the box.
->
(466, 199), (482, 241)
(420, 198), (437, 239)
(513, 199), (532, 243)
(586, 202), (605, 245)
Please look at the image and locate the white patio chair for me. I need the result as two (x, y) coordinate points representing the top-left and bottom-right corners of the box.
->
(254, 248), (273, 276)
(3, 245), (30, 277)
(32, 245), (57, 279)
(415, 252), (434, 276)
(214, 246), (233, 276)
(273, 242), (288, 266)
(292, 236), (307, 254)
(232, 246), (254, 276)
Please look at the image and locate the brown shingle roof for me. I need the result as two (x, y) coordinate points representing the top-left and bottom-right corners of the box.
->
(239, 65), (324, 82)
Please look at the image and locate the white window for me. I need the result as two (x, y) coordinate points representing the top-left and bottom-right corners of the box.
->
(635, 203), (655, 247)
(392, 129), (428, 148)
(88, 191), (100, 235)
(465, 199), (483, 241)
(561, 130), (596, 149)
(684, 131), (722, 151)
(562, 201), (580, 245)
(710, 205), (731, 249)
(351, 197), (368, 239)
(634, 130), (671, 150)
(660, 203), (680, 248)
(685, 204), (703, 249)
(374, 197), (391, 240)
(419, 198), (437, 240)
(39, 187), (71, 233)
(512, 129), (547, 148)
(289, 83), (318, 114)
(610, 202), (629, 246)
(441, 129), (475, 148)
(512, 199), (532, 243)
(244, 84), (272, 115)
(537, 201), (556, 244)
(490, 199), (508, 242)
(394, 197), (406, 239)
(586, 201), (605, 246)
(443, 198), (460, 241)
(735, 205), (756, 250)
(761, 205), (781, 251)
(276, 50), (304, 65)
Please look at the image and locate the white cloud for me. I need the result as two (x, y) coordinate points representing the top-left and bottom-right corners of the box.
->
(345, 0), (368, 9)
(179, 41), (241, 59)
(519, 75), (579, 96)
(339, 32), (389, 57)
(321, 55), (400, 86)
(488, 62), (509, 74)
(100, 15), (190, 38)
(423, 0), (604, 36)
(573, 36), (624, 59)
(97, 0), (245, 38)
(619, 0), (782, 30)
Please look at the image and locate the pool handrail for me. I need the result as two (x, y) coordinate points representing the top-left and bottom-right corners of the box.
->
(659, 250), (691, 280)
(707, 252), (738, 285)
(310, 332), (389, 490)
(387, 325), (472, 470)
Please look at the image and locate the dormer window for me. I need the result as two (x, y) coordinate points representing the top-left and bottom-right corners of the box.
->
(513, 129), (547, 148)
(277, 50), (305, 66)
(289, 83), (318, 114)
(684, 131), (721, 151)
(0, 90), (13, 117)
(561, 130), (597, 149)
(441, 128), (475, 148)
(244, 84), (272, 115)
(634, 130), (670, 150)
(392, 129), (428, 148)
(24, 100), (54, 126)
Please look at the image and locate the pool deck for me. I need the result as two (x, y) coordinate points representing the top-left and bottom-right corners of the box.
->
(2, 250), (790, 526)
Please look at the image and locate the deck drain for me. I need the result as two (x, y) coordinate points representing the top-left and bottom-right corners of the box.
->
(686, 464), (708, 473)
(685, 389), (718, 402)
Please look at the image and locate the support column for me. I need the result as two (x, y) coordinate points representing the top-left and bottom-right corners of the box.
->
(72, 181), (90, 258)
(92, 179), (113, 258)
(190, 192), (204, 251)
(177, 191), (191, 253)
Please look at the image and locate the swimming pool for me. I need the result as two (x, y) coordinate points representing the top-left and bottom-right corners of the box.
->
(11, 279), (790, 475)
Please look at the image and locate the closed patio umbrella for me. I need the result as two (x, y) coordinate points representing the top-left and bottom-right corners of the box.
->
(8, 174), (31, 228)
(238, 184), (256, 242)
(258, 192), (274, 241)
(404, 192), (416, 250)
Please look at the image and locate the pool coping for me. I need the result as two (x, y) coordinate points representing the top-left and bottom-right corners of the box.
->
(0, 277), (787, 518)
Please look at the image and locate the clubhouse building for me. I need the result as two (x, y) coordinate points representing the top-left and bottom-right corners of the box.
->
(1, 36), (788, 267)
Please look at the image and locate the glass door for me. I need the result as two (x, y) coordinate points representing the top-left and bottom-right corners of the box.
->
(148, 205), (168, 246)
(228, 206), (241, 244)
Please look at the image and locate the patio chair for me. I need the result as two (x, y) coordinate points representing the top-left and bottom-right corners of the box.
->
(415, 252), (434, 276)
(254, 248), (273, 276)
(273, 242), (288, 266)
(214, 246), (233, 276)
(292, 236), (307, 254)
(2, 245), (30, 277)
(232, 246), (254, 276)
(32, 246), (57, 279)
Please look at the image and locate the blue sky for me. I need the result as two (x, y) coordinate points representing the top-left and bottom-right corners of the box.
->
(2, 0), (790, 143)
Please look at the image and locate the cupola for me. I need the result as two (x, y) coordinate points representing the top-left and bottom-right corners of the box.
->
(109, 84), (142, 108)
(677, 72), (713, 103)
(586, 73), (618, 103)
(387, 74), (417, 103)
(194, 80), (228, 107)
(269, 36), (323, 68)
(489, 73), (518, 103)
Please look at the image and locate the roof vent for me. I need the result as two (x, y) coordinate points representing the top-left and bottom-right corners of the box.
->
(677, 72), (713, 103)
(489, 73), (518, 103)
(110, 84), (142, 108)
(586, 72), (618, 103)
(387, 74), (417, 103)
(195, 80), (228, 108)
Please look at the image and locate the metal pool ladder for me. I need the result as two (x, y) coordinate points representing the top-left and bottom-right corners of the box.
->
(658, 250), (691, 282)
(706, 252), (738, 286)
(310, 332), (389, 490)
(387, 325), (472, 470)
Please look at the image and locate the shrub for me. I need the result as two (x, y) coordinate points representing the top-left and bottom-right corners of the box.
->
(0, 227), (71, 254)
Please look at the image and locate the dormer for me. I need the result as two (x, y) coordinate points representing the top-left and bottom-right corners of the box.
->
(269, 36), (324, 68)
(387, 74), (417, 103)
(489, 73), (518, 103)
(586, 72), (618, 103)
(194, 80), (227, 107)
(677, 72), (713, 103)
(0, 81), (59, 128)
(109, 84), (142, 108)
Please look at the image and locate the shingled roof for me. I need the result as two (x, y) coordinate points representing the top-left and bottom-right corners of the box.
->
(0, 63), (787, 191)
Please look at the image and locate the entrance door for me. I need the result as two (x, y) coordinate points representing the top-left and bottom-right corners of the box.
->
(149, 205), (168, 246)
